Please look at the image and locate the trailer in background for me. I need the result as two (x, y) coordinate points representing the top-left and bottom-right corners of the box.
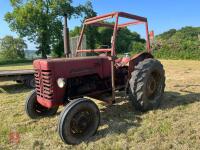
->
(0, 69), (35, 88)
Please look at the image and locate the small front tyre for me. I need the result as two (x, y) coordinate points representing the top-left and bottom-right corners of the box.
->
(25, 90), (59, 119)
(58, 98), (100, 145)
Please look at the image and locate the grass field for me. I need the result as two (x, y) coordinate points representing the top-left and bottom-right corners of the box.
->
(0, 63), (32, 71)
(0, 60), (200, 150)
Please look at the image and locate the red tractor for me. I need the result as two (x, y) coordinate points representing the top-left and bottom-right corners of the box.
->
(25, 12), (165, 144)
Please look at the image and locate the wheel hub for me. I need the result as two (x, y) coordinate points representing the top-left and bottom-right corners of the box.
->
(147, 76), (157, 96)
(72, 111), (91, 134)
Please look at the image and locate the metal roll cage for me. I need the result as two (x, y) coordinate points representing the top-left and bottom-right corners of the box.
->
(75, 12), (151, 103)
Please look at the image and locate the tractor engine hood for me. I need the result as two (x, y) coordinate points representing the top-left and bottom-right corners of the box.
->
(33, 56), (111, 108)
(33, 56), (111, 79)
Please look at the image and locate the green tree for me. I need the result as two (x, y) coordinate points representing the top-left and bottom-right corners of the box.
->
(51, 20), (64, 57)
(116, 28), (145, 53)
(0, 36), (27, 59)
(69, 1), (99, 50)
(82, 1), (99, 49)
(5, 0), (86, 58)
(68, 2), (145, 53)
(158, 29), (177, 40)
(154, 26), (200, 59)
(70, 26), (82, 37)
(97, 27), (145, 53)
(97, 27), (113, 48)
(70, 25), (146, 53)
(131, 42), (145, 54)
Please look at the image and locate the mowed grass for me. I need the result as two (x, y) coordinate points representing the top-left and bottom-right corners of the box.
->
(0, 60), (200, 150)
(0, 63), (33, 71)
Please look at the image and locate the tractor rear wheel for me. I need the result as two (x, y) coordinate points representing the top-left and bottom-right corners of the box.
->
(58, 98), (100, 145)
(25, 90), (59, 119)
(129, 58), (165, 112)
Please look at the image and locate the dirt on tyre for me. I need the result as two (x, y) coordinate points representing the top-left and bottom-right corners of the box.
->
(25, 90), (59, 119)
(58, 98), (100, 145)
(129, 58), (165, 112)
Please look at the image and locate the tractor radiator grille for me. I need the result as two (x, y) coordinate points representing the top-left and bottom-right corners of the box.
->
(34, 70), (53, 100)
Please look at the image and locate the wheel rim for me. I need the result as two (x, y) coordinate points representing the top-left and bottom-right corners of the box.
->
(146, 71), (162, 100)
(70, 109), (93, 136)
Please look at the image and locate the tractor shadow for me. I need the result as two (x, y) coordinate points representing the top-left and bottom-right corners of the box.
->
(0, 83), (31, 94)
(159, 84), (200, 110)
(160, 91), (200, 110)
(88, 91), (142, 142)
(89, 88), (200, 143)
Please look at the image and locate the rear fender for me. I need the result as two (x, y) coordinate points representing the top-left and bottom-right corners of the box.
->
(128, 52), (154, 79)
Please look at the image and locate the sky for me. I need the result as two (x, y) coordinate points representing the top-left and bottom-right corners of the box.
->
(0, 0), (200, 50)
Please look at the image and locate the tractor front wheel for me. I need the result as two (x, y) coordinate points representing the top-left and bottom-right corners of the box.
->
(24, 78), (35, 88)
(58, 98), (100, 145)
(25, 90), (59, 119)
(129, 58), (165, 112)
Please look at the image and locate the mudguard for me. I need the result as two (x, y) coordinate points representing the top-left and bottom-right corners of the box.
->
(128, 52), (154, 78)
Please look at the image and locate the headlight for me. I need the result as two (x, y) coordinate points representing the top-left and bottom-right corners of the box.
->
(57, 78), (66, 88)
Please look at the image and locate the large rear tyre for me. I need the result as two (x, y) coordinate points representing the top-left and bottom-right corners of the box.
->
(58, 98), (100, 145)
(25, 90), (59, 119)
(129, 58), (165, 112)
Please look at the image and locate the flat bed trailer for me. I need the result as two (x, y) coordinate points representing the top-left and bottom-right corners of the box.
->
(0, 69), (35, 88)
